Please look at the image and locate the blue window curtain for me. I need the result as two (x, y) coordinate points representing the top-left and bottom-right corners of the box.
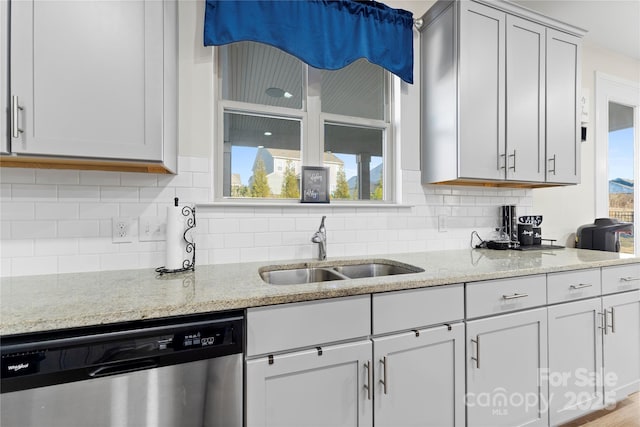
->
(204, 0), (414, 84)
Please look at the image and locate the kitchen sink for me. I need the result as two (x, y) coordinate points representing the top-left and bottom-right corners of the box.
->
(259, 267), (347, 285)
(333, 262), (423, 278)
(259, 260), (424, 285)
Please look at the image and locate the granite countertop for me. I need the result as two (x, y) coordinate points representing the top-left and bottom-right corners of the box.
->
(1, 248), (638, 336)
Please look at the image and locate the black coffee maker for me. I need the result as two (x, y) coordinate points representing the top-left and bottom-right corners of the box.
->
(576, 218), (633, 252)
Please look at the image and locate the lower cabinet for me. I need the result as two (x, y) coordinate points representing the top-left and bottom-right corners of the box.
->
(547, 290), (640, 426)
(547, 298), (604, 426)
(466, 308), (549, 427)
(602, 290), (640, 402)
(373, 323), (466, 427)
(245, 340), (373, 427)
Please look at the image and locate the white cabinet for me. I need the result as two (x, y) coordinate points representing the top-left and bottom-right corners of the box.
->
(546, 29), (581, 184)
(7, 0), (177, 172)
(246, 340), (373, 427)
(466, 308), (549, 427)
(1, 0), (7, 153)
(420, 0), (584, 187)
(602, 290), (640, 402)
(373, 323), (466, 427)
(548, 298), (603, 426)
(457, 1), (505, 181)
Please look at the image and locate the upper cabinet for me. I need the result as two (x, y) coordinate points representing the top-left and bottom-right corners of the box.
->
(3, 0), (177, 173)
(1, 0), (8, 154)
(420, 0), (584, 187)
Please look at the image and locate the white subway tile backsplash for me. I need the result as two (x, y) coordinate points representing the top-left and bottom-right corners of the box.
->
(35, 238), (78, 256)
(1, 239), (34, 258)
(58, 254), (101, 274)
(58, 185), (101, 201)
(35, 169), (79, 185)
(12, 184), (57, 201)
(0, 168), (35, 184)
(80, 203), (120, 219)
(12, 221), (57, 239)
(58, 220), (100, 238)
(120, 172), (158, 187)
(11, 256), (58, 276)
(35, 203), (79, 220)
(80, 171), (120, 186)
(1, 202), (35, 220)
(100, 186), (139, 202)
(0, 156), (534, 276)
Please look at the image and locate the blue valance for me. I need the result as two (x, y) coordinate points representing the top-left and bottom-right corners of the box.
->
(204, 0), (414, 84)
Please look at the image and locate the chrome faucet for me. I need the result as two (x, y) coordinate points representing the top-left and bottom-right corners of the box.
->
(311, 216), (327, 260)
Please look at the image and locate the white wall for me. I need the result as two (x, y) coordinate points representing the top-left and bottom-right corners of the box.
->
(531, 44), (640, 246)
(0, 0), (532, 277)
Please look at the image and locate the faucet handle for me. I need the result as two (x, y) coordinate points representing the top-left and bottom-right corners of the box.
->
(319, 215), (326, 229)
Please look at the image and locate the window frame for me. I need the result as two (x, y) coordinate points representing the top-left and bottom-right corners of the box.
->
(594, 72), (640, 255)
(212, 44), (396, 204)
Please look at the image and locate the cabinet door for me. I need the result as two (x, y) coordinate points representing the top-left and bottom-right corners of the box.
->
(373, 323), (465, 427)
(245, 340), (373, 427)
(505, 15), (545, 182)
(1, 0), (7, 153)
(548, 298), (604, 426)
(546, 29), (581, 184)
(10, 0), (164, 161)
(458, 1), (505, 180)
(602, 290), (640, 403)
(467, 308), (548, 427)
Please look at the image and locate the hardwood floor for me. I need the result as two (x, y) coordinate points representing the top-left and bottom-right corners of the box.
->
(560, 393), (640, 427)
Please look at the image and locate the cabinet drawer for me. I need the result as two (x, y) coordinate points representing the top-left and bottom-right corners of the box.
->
(602, 263), (640, 295)
(547, 268), (601, 304)
(466, 275), (546, 318)
(246, 295), (370, 357)
(373, 284), (463, 335)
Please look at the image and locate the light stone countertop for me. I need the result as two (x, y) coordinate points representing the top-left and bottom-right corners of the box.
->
(1, 248), (639, 336)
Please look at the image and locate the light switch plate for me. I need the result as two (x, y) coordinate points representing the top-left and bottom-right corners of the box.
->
(139, 216), (166, 241)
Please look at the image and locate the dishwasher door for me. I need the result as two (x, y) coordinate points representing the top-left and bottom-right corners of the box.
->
(1, 311), (244, 427)
(1, 353), (242, 427)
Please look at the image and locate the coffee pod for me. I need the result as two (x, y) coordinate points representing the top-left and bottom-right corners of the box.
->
(533, 227), (542, 245)
(518, 224), (534, 246)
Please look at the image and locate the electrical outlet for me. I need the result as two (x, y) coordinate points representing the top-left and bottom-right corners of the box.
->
(139, 216), (166, 241)
(112, 217), (133, 243)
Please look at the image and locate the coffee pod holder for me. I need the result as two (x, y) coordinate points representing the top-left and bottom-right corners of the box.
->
(155, 205), (196, 276)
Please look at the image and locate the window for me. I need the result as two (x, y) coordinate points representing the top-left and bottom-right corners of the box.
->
(216, 41), (393, 202)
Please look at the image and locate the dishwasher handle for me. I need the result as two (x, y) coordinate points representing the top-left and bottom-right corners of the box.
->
(89, 359), (158, 378)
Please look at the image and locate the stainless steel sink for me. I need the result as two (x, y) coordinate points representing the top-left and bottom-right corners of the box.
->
(259, 267), (347, 285)
(333, 262), (423, 279)
(259, 260), (424, 285)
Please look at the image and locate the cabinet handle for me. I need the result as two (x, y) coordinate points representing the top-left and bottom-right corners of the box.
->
(379, 357), (388, 395)
(598, 311), (607, 333)
(620, 276), (640, 282)
(11, 95), (24, 139)
(508, 150), (516, 172)
(609, 308), (616, 334)
(499, 153), (506, 170)
(471, 336), (480, 369)
(364, 361), (372, 400)
(548, 155), (557, 175)
(569, 283), (592, 290)
(502, 293), (529, 300)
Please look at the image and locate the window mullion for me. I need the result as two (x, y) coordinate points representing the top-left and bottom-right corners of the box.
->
(307, 66), (323, 167)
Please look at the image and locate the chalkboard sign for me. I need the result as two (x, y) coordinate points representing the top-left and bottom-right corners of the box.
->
(301, 166), (330, 203)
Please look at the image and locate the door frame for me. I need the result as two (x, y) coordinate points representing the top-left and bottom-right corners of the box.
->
(594, 72), (640, 254)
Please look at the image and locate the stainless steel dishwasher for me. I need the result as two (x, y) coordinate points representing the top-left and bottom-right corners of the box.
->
(1, 310), (243, 427)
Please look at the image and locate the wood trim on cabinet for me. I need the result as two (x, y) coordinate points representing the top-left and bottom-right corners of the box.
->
(0, 155), (173, 174)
